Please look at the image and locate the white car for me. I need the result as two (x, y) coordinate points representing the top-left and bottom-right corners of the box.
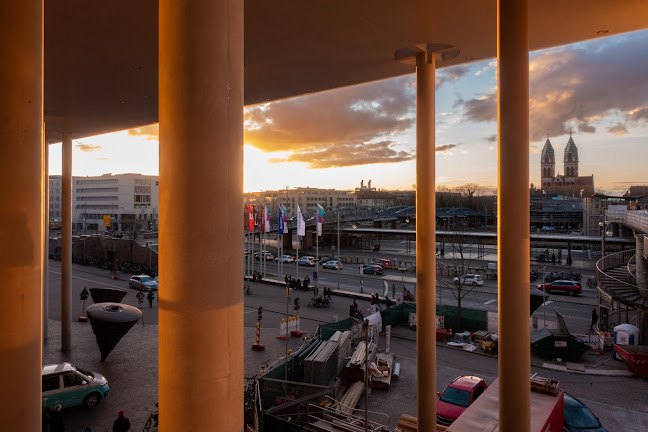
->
(129, 275), (158, 290)
(275, 254), (295, 263)
(322, 259), (343, 270)
(297, 256), (316, 266)
(453, 274), (484, 286)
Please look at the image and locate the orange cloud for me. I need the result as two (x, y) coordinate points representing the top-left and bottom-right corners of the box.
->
(245, 76), (416, 168)
(127, 124), (159, 140)
(76, 142), (102, 152)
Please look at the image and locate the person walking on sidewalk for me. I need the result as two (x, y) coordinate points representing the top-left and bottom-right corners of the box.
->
(591, 308), (598, 332)
(147, 290), (155, 308)
(112, 410), (131, 432)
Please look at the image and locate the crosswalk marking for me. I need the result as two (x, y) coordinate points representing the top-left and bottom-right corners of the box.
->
(483, 299), (496, 305)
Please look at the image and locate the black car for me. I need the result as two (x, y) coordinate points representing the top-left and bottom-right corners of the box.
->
(564, 393), (607, 432)
(362, 264), (383, 275)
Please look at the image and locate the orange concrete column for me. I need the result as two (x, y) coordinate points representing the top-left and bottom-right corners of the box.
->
(0, 0), (43, 428)
(61, 132), (72, 351)
(415, 51), (437, 430)
(497, 1), (530, 431)
(159, 0), (244, 430)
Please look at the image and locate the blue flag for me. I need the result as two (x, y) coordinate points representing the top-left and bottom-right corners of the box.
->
(278, 204), (285, 235)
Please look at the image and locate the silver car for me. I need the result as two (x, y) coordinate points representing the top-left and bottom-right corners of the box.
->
(129, 275), (158, 290)
(322, 259), (343, 270)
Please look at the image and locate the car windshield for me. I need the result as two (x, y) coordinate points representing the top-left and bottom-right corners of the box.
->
(75, 366), (94, 380)
(140, 276), (153, 282)
(564, 407), (601, 428)
(440, 387), (471, 407)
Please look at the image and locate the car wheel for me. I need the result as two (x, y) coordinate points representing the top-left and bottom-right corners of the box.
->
(567, 290), (575, 297)
(84, 392), (100, 407)
(129, 283), (134, 289)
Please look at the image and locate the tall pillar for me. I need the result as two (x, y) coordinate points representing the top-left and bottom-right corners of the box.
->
(394, 42), (458, 430)
(61, 133), (72, 351)
(415, 51), (437, 430)
(0, 0), (43, 428)
(497, 1), (530, 431)
(159, 0), (244, 430)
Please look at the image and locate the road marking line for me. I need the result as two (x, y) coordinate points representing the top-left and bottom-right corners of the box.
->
(483, 299), (496, 305)
(49, 270), (124, 289)
(542, 300), (553, 306)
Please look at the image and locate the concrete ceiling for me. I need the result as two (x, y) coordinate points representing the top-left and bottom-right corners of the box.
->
(44, 0), (648, 143)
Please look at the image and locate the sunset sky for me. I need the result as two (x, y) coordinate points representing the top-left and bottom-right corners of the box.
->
(49, 29), (648, 195)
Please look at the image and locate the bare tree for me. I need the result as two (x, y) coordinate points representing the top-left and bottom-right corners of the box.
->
(438, 227), (480, 332)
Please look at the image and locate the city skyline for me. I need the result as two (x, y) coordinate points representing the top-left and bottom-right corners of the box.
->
(48, 29), (648, 195)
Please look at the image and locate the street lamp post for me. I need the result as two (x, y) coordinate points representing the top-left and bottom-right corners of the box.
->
(337, 206), (340, 290)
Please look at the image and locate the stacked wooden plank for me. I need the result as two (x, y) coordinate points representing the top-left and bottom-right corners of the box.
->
(303, 340), (339, 385)
(370, 353), (394, 389)
(338, 381), (364, 415)
(395, 415), (449, 432)
(346, 341), (377, 382)
(329, 330), (352, 372)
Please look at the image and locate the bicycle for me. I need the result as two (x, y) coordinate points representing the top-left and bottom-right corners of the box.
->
(142, 404), (159, 432)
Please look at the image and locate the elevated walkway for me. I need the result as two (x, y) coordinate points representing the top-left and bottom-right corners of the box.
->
(596, 250), (647, 311)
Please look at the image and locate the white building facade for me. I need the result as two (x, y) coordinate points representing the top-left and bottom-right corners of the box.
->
(49, 173), (159, 232)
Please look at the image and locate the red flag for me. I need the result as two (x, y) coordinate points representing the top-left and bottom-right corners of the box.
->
(248, 205), (254, 231)
(244, 205), (249, 231)
(260, 206), (266, 232)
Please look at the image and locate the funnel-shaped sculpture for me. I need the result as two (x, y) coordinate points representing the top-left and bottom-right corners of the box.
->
(89, 287), (127, 304)
(86, 303), (142, 360)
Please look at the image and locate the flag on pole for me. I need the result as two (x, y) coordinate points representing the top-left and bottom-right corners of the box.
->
(316, 204), (324, 236)
(297, 205), (305, 236)
(248, 204), (254, 232)
(260, 205), (265, 232)
(244, 205), (249, 231)
(278, 204), (285, 235)
(282, 204), (288, 228)
(264, 204), (271, 233)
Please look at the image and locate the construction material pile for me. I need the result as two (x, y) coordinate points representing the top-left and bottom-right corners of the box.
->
(303, 340), (339, 385)
(329, 330), (352, 372)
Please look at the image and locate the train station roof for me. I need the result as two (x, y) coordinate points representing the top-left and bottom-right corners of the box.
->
(44, 0), (648, 143)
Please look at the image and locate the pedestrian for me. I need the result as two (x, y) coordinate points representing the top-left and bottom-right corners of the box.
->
(112, 410), (131, 432)
(295, 279), (301, 291)
(314, 284), (318, 297)
(285, 274), (289, 285)
(325, 287), (332, 302)
(591, 308), (598, 331)
(42, 406), (51, 432)
(136, 291), (144, 309)
(49, 405), (64, 432)
(147, 290), (155, 308)
(392, 284), (396, 298)
(551, 253), (556, 263)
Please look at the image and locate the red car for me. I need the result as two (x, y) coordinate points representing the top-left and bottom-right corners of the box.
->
(537, 280), (581, 296)
(436, 376), (488, 426)
(375, 259), (393, 269)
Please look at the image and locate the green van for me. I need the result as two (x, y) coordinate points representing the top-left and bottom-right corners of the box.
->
(42, 363), (109, 410)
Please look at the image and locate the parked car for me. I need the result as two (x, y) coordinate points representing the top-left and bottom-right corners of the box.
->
(275, 254), (294, 263)
(42, 363), (109, 410)
(453, 274), (484, 286)
(436, 376), (488, 426)
(319, 257), (338, 265)
(563, 393), (607, 432)
(128, 275), (158, 291)
(322, 259), (343, 270)
(254, 251), (275, 261)
(297, 256), (316, 266)
(362, 263), (383, 275)
(375, 258), (393, 269)
(537, 280), (581, 296)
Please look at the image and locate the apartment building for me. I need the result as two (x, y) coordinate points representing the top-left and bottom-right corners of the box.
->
(246, 187), (356, 217)
(49, 173), (159, 232)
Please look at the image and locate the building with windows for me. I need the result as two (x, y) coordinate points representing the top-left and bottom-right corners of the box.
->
(245, 187), (356, 216)
(50, 174), (159, 232)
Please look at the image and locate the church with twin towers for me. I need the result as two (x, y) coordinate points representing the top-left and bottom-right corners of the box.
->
(539, 134), (595, 197)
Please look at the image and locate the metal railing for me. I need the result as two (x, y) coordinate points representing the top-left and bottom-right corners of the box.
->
(596, 250), (646, 307)
(607, 208), (648, 234)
